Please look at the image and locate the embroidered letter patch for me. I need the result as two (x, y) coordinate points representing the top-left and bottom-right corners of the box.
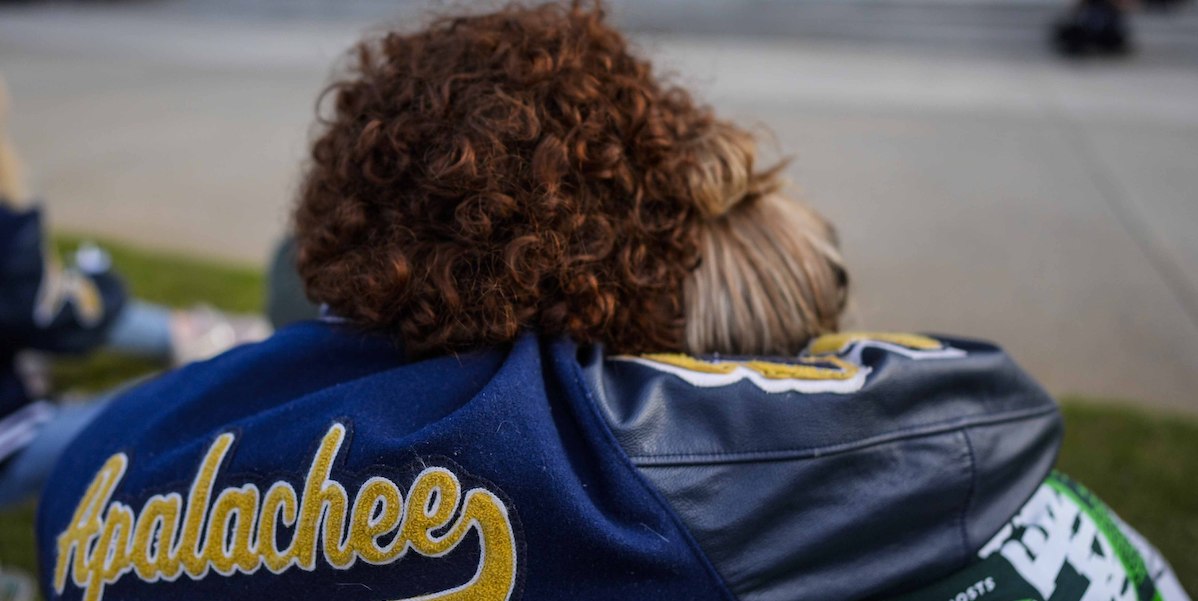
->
(52, 424), (519, 601)
(616, 332), (964, 394)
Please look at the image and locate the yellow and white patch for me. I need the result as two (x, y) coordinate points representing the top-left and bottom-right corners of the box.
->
(33, 255), (105, 328)
(620, 353), (867, 394)
(616, 332), (963, 394)
(806, 332), (966, 363)
(53, 424), (519, 601)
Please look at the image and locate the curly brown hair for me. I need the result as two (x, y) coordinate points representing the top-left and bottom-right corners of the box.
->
(297, 1), (729, 357)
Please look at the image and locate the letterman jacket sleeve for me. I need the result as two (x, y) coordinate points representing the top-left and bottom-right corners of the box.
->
(583, 333), (1064, 601)
(0, 202), (126, 354)
(582, 332), (1190, 601)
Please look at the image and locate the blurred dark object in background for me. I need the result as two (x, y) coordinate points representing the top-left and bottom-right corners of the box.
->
(1053, 0), (1132, 57)
(1052, 0), (1195, 58)
(266, 236), (319, 330)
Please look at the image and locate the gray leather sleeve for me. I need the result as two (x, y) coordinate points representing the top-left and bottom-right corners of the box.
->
(581, 336), (1062, 601)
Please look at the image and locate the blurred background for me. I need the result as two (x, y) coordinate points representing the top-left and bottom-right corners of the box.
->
(2, 0), (1196, 411)
(0, 0), (1197, 590)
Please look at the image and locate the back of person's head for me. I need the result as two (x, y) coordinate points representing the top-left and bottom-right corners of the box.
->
(295, 0), (847, 358)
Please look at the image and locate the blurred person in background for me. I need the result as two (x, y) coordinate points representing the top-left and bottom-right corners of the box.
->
(1050, 0), (1193, 56)
(1053, 0), (1132, 56)
(0, 76), (270, 509)
(31, 3), (1192, 601)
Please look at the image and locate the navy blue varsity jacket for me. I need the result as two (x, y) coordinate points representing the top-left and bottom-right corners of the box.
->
(35, 322), (1189, 601)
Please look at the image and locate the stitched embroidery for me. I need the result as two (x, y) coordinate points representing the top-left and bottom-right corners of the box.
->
(622, 353), (865, 393)
(808, 332), (967, 363)
(806, 332), (943, 355)
(619, 333), (965, 394)
(52, 424), (520, 601)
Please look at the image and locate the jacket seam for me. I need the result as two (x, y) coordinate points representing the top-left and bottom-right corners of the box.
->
(566, 347), (742, 601)
(955, 409), (1065, 557)
(629, 405), (1057, 466)
(958, 428), (979, 568)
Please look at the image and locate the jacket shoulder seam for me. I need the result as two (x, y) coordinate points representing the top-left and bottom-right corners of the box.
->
(958, 428), (979, 568)
(629, 405), (1057, 467)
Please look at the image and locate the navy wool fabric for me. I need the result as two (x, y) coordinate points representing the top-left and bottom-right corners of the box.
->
(36, 322), (734, 601)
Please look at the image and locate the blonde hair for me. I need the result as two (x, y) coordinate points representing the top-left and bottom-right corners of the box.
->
(682, 122), (847, 357)
(0, 77), (31, 206)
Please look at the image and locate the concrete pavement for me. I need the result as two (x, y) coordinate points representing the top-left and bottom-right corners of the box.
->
(1, 1), (1196, 410)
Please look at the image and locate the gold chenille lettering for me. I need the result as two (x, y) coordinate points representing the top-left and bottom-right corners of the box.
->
(400, 468), (462, 556)
(54, 453), (126, 594)
(349, 477), (404, 564)
(321, 480), (353, 568)
(292, 424), (351, 569)
(84, 502), (134, 601)
(419, 489), (518, 601)
(204, 484), (261, 575)
(177, 432), (235, 577)
(258, 482), (299, 573)
(130, 493), (183, 580)
(54, 424), (520, 601)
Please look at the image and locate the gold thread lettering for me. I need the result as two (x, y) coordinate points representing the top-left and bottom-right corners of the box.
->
(258, 482), (298, 573)
(54, 425), (519, 601)
(54, 453), (126, 593)
(176, 433), (235, 578)
(349, 477), (404, 565)
(130, 493), (182, 581)
(203, 485), (261, 575)
(400, 468), (462, 557)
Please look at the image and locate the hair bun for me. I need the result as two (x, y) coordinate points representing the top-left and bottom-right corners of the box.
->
(683, 122), (781, 219)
